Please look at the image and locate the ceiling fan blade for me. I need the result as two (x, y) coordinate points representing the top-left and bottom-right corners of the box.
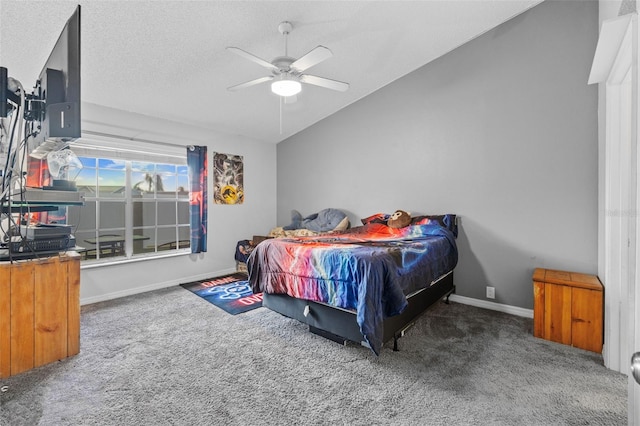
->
(227, 76), (273, 92)
(227, 47), (277, 71)
(300, 74), (349, 92)
(290, 46), (332, 72)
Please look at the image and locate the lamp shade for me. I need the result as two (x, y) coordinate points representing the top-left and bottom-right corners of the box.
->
(271, 78), (302, 97)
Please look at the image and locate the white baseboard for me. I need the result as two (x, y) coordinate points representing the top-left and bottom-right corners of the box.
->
(448, 294), (533, 319)
(80, 267), (237, 306)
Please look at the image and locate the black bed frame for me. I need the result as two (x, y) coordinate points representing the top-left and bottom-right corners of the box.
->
(262, 271), (455, 352)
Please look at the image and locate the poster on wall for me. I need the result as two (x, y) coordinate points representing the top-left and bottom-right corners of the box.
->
(213, 152), (244, 205)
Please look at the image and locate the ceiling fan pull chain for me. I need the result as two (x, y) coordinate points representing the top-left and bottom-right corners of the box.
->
(279, 95), (283, 135)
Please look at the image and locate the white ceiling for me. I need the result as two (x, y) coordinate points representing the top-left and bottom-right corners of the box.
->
(1, 0), (543, 144)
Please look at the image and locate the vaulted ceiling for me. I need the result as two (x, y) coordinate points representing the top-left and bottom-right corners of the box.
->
(1, 0), (543, 144)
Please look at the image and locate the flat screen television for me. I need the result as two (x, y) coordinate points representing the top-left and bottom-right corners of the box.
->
(27, 5), (81, 159)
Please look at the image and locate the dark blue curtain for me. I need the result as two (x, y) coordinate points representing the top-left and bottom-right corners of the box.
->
(187, 146), (208, 253)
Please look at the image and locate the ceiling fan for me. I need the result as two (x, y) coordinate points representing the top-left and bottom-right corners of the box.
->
(226, 21), (349, 100)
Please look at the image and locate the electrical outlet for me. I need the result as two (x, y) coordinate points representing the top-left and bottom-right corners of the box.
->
(486, 286), (495, 299)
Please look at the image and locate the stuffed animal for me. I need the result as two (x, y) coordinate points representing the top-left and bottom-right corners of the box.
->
(387, 210), (411, 228)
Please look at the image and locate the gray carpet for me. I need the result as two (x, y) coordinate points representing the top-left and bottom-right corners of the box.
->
(0, 286), (627, 425)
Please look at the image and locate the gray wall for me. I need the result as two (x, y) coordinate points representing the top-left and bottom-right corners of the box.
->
(276, 0), (599, 309)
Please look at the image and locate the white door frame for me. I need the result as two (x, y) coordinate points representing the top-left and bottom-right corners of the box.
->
(589, 12), (639, 424)
(631, 13), (640, 425)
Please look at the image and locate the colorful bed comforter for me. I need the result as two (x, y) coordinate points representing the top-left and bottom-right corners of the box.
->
(247, 222), (458, 355)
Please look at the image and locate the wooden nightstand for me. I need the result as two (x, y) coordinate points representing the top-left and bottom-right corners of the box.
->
(532, 268), (603, 353)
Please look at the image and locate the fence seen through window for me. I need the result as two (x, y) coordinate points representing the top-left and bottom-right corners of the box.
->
(68, 156), (190, 261)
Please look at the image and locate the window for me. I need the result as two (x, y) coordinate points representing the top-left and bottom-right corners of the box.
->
(65, 137), (190, 261)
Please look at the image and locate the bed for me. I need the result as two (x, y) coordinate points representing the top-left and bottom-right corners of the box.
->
(247, 214), (458, 355)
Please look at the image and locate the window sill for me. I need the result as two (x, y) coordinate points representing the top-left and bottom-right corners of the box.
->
(80, 249), (192, 270)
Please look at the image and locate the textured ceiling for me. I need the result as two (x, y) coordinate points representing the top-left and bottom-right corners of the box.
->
(1, 0), (543, 144)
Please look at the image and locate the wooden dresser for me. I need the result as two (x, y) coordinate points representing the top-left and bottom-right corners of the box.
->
(0, 252), (81, 378)
(532, 268), (603, 353)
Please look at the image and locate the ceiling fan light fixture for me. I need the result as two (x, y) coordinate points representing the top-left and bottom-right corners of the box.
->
(271, 78), (302, 97)
(228, 20), (348, 104)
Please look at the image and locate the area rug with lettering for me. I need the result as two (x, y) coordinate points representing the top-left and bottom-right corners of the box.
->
(180, 273), (263, 315)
